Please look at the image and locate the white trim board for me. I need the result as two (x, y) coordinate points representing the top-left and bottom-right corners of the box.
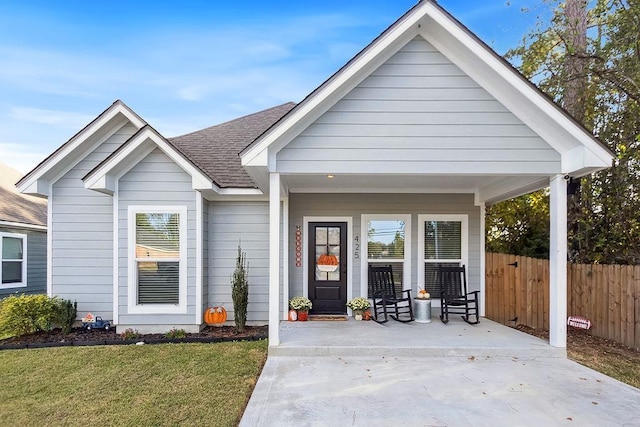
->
(0, 221), (46, 231)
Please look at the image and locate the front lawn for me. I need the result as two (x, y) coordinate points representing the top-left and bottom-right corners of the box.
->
(0, 340), (267, 426)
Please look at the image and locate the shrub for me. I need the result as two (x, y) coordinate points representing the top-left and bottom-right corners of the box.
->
(120, 328), (140, 340)
(54, 299), (77, 335)
(0, 294), (59, 337)
(231, 244), (249, 332)
(165, 328), (186, 339)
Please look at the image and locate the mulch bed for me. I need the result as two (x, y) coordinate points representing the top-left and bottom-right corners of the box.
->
(0, 325), (268, 350)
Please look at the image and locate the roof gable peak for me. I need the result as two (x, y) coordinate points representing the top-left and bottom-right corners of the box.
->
(17, 100), (147, 197)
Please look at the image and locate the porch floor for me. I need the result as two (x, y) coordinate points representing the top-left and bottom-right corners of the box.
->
(270, 317), (565, 358)
(243, 318), (640, 426)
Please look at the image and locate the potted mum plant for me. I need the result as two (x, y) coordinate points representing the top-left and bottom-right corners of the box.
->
(346, 297), (371, 320)
(289, 296), (313, 321)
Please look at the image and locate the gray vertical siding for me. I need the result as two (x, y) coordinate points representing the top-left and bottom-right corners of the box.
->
(288, 193), (481, 299)
(50, 123), (137, 318)
(0, 227), (47, 297)
(277, 37), (560, 175)
(117, 148), (198, 326)
(209, 201), (269, 322)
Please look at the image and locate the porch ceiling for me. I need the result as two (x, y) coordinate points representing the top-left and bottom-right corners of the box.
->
(282, 173), (550, 205)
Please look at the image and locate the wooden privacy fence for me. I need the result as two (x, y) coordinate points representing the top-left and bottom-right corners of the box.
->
(485, 252), (640, 350)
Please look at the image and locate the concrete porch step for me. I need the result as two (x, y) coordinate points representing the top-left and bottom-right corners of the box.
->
(270, 318), (566, 359)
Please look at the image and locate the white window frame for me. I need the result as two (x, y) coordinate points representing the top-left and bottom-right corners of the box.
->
(418, 214), (468, 306)
(360, 214), (411, 297)
(0, 232), (27, 289)
(127, 206), (188, 314)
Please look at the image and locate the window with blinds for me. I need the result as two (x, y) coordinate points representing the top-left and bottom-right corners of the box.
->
(135, 212), (180, 304)
(364, 217), (410, 298)
(419, 215), (467, 296)
(1, 234), (26, 287)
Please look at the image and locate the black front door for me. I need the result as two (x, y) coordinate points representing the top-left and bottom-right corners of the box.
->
(308, 222), (347, 314)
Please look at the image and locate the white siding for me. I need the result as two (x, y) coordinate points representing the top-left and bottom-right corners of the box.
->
(277, 37), (561, 175)
(117, 148), (198, 326)
(50, 124), (138, 319)
(288, 193), (481, 298)
(209, 201), (270, 322)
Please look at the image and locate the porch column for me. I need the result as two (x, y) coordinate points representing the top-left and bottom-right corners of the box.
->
(269, 173), (281, 346)
(549, 174), (567, 348)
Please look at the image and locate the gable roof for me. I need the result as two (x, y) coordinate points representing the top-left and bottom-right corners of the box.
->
(0, 163), (47, 228)
(83, 125), (214, 194)
(169, 103), (296, 188)
(240, 0), (613, 179)
(18, 1), (614, 201)
(17, 100), (146, 197)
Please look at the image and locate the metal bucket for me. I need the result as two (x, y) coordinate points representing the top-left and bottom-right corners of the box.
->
(414, 298), (432, 323)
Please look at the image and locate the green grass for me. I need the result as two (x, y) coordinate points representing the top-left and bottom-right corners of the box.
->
(569, 344), (640, 389)
(0, 340), (268, 426)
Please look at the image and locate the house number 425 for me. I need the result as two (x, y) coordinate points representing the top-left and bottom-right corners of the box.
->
(354, 235), (360, 259)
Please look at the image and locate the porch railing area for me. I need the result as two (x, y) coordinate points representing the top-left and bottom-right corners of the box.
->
(485, 252), (640, 350)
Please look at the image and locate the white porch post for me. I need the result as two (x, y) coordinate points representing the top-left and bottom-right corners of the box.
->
(282, 197), (290, 320)
(269, 173), (281, 347)
(549, 174), (567, 348)
(479, 202), (486, 317)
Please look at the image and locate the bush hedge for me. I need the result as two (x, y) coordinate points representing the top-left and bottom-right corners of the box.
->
(0, 294), (78, 338)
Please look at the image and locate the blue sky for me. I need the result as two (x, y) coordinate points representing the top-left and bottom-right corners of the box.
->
(0, 0), (545, 173)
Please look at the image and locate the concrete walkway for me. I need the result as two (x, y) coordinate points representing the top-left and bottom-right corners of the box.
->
(241, 319), (640, 426)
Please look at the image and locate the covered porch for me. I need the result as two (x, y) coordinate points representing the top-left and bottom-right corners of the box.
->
(270, 316), (564, 358)
(266, 176), (571, 349)
(239, 1), (613, 350)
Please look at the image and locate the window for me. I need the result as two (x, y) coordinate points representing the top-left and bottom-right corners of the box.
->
(418, 215), (468, 299)
(0, 232), (27, 289)
(361, 215), (411, 298)
(128, 207), (187, 313)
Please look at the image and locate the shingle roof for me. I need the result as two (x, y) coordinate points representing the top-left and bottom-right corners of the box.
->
(169, 103), (296, 188)
(0, 163), (47, 227)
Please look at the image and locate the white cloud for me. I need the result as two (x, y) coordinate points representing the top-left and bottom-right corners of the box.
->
(0, 142), (46, 173)
(9, 107), (94, 128)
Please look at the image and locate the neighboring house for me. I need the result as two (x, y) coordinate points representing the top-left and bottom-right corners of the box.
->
(0, 163), (47, 297)
(17, 1), (613, 346)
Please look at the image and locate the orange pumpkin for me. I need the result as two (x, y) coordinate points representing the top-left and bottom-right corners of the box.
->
(318, 254), (338, 266)
(204, 306), (227, 326)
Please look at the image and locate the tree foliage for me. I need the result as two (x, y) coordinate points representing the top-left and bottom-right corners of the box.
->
(487, 191), (550, 258)
(488, 0), (640, 264)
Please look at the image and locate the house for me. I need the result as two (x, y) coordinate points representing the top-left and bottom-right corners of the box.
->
(17, 1), (613, 346)
(0, 162), (47, 297)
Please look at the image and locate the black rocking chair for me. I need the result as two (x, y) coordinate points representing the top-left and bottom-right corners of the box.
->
(369, 265), (414, 323)
(437, 265), (480, 325)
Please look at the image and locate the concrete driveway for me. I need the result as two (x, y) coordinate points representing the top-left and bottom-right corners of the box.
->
(241, 320), (640, 426)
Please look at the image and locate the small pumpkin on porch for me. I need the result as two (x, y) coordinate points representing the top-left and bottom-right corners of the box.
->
(204, 306), (227, 326)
